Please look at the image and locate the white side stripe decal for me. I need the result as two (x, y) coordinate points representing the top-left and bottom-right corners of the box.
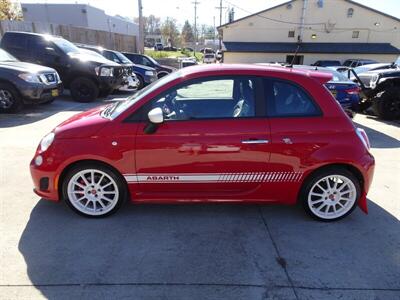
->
(123, 172), (303, 184)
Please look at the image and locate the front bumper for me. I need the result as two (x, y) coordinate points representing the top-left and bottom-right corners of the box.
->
(143, 74), (157, 85)
(30, 157), (60, 201)
(119, 76), (139, 91)
(98, 75), (125, 91)
(19, 82), (63, 104)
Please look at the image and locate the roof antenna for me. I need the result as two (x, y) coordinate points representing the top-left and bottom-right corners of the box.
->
(288, 44), (301, 68)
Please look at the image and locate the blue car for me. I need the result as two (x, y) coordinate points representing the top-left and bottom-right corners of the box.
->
(294, 65), (360, 114)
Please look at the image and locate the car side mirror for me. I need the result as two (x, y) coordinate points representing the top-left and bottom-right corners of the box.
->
(148, 107), (164, 124)
(144, 107), (164, 134)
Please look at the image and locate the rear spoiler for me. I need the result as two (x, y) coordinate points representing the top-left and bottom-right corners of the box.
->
(307, 71), (333, 84)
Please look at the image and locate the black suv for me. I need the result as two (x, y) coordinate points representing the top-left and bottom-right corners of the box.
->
(77, 45), (157, 89)
(1, 32), (125, 102)
(0, 48), (62, 113)
(122, 52), (175, 79)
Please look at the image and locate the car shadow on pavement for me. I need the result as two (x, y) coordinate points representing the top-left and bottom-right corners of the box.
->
(353, 122), (400, 149)
(0, 91), (133, 128)
(17, 199), (400, 299)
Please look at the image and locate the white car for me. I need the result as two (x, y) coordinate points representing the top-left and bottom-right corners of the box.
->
(203, 53), (216, 64)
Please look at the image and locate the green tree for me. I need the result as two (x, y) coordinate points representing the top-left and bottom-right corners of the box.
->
(161, 17), (180, 47)
(0, 0), (22, 20)
(181, 20), (194, 43)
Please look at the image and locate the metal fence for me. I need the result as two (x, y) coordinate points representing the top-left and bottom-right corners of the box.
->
(0, 20), (137, 53)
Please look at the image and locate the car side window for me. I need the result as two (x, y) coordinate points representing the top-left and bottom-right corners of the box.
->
(265, 79), (321, 117)
(148, 78), (256, 121)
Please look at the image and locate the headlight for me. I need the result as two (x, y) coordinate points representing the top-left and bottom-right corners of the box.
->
(145, 70), (155, 76)
(40, 132), (55, 152)
(95, 67), (114, 77)
(18, 73), (41, 83)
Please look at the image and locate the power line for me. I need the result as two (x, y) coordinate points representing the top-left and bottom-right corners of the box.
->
(222, 0), (325, 26)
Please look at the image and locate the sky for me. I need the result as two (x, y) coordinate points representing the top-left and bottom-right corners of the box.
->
(18, 0), (400, 28)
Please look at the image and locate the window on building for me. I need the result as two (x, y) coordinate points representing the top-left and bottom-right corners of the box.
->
(288, 31), (295, 38)
(347, 8), (354, 18)
(352, 31), (360, 38)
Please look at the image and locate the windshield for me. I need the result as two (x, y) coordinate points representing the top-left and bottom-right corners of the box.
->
(109, 71), (182, 119)
(146, 55), (159, 66)
(396, 56), (400, 66)
(115, 52), (132, 64)
(353, 65), (372, 74)
(51, 37), (81, 54)
(0, 49), (17, 62)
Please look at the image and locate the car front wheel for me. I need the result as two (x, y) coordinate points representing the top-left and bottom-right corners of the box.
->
(62, 163), (126, 217)
(301, 168), (360, 221)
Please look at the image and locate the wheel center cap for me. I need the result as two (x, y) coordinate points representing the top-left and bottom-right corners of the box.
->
(329, 194), (335, 201)
(91, 189), (97, 195)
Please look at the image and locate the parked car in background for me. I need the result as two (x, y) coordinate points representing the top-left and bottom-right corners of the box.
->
(203, 53), (216, 64)
(154, 43), (164, 51)
(77, 45), (157, 90)
(0, 32), (125, 102)
(216, 50), (223, 61)
(30, 64), (374, 221)
(343, 59), (377, 68)
(293, 65), (360, 116)
(163, 46), (177, 51)
(179, 57), (198, 68)
(122, 52), (176, 79)
(344, 63), (394, 83)
(350, 65), (400, 120)
(0, 48), (62, 113)
(79, 48), (139, 92)
(312, 60), (342, 67)
(200, 48), (215, 54)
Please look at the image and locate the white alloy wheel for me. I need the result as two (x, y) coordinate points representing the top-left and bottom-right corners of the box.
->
(307, 175), (357, 220)
(67, 169), (120, 216)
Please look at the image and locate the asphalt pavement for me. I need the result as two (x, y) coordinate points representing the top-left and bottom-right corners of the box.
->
(0, 95), (399, 300)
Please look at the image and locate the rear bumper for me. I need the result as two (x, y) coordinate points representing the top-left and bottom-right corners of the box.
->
(358, 152), (375, 214)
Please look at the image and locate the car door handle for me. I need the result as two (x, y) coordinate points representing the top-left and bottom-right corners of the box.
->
(241, 139), (269, 144)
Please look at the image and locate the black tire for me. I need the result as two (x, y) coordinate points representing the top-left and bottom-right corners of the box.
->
(99, 88), (112, 98)
(300, 167), (361, 222)
(372, 87), (400, 120)
(62, 163), (127, 218)
(70, 77), (99, 103)
(136, 75), (144, 90)
(0, 82), (23, 113)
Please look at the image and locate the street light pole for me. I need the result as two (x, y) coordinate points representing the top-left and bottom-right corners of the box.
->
(138, 0), (144, 54)
(192, 1), (200, 58)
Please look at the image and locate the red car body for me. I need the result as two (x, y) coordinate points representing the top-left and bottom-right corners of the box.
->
(30, 64), (374, 217)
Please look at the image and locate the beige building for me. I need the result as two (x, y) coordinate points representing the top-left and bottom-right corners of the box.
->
(219, 0), (400, 64)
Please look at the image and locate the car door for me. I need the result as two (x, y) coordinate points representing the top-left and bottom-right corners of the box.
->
(262, 77), (326, 202)
(133, 76), (271, 198)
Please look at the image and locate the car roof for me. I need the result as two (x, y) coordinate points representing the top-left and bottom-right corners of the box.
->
(179, 64), (333, 84)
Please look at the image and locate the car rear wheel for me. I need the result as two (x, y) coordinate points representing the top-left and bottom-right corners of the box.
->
(70, 77), (99, 102)
(62, 163), (126, 217)
(301, 168), (360, 221)
(0, 83), (23, 113)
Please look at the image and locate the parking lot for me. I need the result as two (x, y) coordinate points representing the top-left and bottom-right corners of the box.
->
(0, 94), (399, 300)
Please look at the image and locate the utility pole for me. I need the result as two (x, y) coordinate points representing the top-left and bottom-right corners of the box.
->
(138, 0), (144, 54)
(215, 0), (226, 50)
(192, 1), (200, 57)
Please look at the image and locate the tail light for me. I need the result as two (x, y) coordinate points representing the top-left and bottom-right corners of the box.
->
(356, 128), (371, 150)
(344, 87), (361, 95)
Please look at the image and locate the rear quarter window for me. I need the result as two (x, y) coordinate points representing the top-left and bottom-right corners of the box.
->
(264, 78), (322, 117)
(2, 33), (28, 50)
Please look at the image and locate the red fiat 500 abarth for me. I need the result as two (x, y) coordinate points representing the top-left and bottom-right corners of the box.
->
(30, 64), (374, 221)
